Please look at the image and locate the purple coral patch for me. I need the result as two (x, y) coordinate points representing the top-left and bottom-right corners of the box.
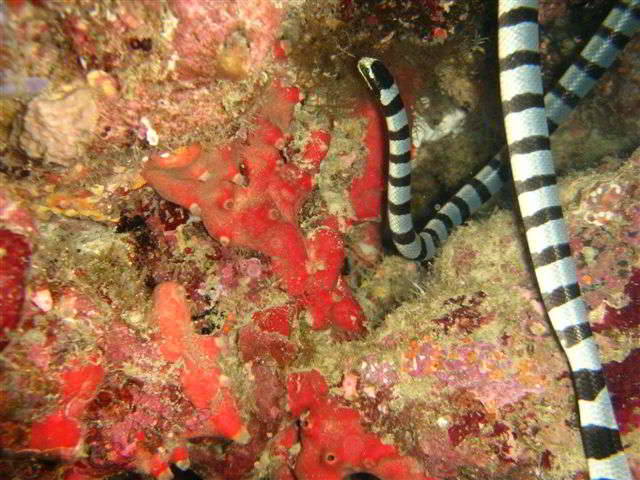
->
(407, 341), (544, 409)
(603, 348), (640, 434)
(359, 354), (399, 387)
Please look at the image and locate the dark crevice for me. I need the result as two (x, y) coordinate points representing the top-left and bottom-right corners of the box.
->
(345, 473), (382, 480)
(170, 464), (203, 480)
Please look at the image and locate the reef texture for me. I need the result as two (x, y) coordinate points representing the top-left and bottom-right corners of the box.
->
(1, 1), (639, 480)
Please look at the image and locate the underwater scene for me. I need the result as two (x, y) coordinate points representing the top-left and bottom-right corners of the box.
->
(0, 0), (638, 479)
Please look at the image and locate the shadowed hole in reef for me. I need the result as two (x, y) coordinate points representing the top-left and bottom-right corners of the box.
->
(345, 474), (381, 480)
(170, 465), (203, 480)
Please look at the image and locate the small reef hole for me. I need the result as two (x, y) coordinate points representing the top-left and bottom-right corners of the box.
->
(345, 473), (381, 480)
(169, 465), (203, 480)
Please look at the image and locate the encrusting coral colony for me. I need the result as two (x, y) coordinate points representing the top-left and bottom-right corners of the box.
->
(0, 1), (638, 479)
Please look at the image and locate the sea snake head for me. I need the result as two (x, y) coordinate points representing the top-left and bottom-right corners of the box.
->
(357, 57), (395, 94)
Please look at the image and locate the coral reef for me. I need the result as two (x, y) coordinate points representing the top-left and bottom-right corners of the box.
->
(141, 80), (365, 335)
(0, 1), (638, 479)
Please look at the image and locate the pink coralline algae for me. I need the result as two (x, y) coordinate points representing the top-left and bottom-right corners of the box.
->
(359, 354), (399, 388)
(171, 0), (282, 80)
(565, 160), (640, 323)
(405, 339), (544, 409)
(0, 189), (36, 235)
(142, 80), (365, 335)
(596, 268), (640, 332)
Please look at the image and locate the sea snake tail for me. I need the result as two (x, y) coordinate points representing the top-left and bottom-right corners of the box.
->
(498, 1), (630, 479)
(358, 0), (639, 262)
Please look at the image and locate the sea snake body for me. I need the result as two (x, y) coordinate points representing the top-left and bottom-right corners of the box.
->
(357, 1), (638, 479)
(359, 0), (639, 263)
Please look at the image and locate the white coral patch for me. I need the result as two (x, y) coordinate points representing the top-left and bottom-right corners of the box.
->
(412, 107), (466, 147)
(141, 116), (159, 146)
(31, 288), (53, 312)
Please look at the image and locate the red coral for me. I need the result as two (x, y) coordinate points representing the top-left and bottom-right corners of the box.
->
(29, 358), (104, 456)
(150, 281), (248, 442)
(143, 82), (365, 335)
(287, 370), (328, 418)
(0, 229), (31, 350)
(287, 370), (440, 480)
(237, 324), (296, 366)
(3, 280), (263, 477)
(239, 303), (298, 367)
(29, 412), (82, 452)
(349, 101), (386, 221)
(252, 304), (295, 336)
